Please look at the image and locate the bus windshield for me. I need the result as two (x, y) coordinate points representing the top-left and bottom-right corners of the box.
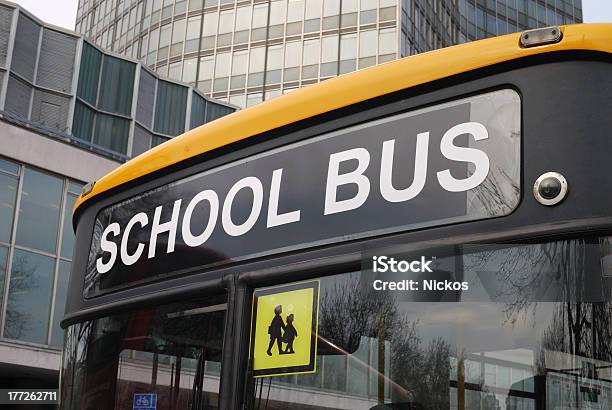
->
(60, 295), (226, 410)
(248, 236), (612, 409)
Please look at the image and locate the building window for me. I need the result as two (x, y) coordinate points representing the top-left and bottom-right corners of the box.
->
(0, 246), (7, 310)
(234, 6), (251, 44)
(98, 55), (136, 116)
(214, 51), (231, 92)
(0, 159), (19, 244)
(340, 33), (357, 74)
(76, 43), (102, 106)
(93, 112), (131, 154)
(72, 101), (95, 143)
(304, 0), (322, 32)
(359, 29), (377, 69)
(379, 27), (397, 62)
(266, 45), (283, 85)
(198, 55), (215, 93)
(321, 35), (339, 77)
(302, 38), (320, 80)
(185, 16), (201, 52)
(229, 93), (247, 108)
(246, 92), (263, 107)
(360, 0), (377, 24)
(248, 46), (266, 87)
(154, 80), (188, 136)
(168, 61), (182, 80)
(323, 0), (340, 30)
(205, 101), (235, 122)
(284, 41), (302, 82)
(50, 260), (71, 346)
(287, 0), (304, 35)
(171, 18), (186, 57)
(183, 57), (198, 83)
(252, 4), (268, 42)
(15, 168), (63, 254)
(0, 158), (83, 348)
(218, 10), (234, 47)
(341, 0), (358, 26)
(231, 50), (248, 89)
(269, 1), (286, 38)
(201, 11), (218, 50)
(4, 249), (54, 344)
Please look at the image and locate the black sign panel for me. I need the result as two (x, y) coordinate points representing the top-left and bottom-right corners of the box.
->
(85, 90), (521, 296)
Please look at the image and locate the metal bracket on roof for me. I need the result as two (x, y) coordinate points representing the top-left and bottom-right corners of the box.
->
(520, 26), (563, 48)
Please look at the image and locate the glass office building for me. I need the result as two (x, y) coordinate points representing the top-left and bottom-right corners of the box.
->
(75, 0), (582, 107)
(0, 0), (235, 161)
(0, 0), (234, 388)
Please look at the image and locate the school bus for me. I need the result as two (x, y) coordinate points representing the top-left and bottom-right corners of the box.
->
(60, 24), (612, 409)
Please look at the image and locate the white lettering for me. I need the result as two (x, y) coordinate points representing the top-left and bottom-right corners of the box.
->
(437, 122), (490, 192)
(120, 213), (148, 266)
(380, 134), (429, 202)
(222, 176), (264, 236)
(148, 199), (182, 258)
(324, 148), (371, 215)
(267, 169), (301, 228)
(97, 222), (120, 274)
(182, 190), (219, 247)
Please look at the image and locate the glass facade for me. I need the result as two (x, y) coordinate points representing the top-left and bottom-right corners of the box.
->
(0, 4), (236, 162)
(75, 0), (582, 108)
(0, 156), (83, 347)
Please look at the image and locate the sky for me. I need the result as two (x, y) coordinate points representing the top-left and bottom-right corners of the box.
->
(7, 0), (612, 31)
(582, 0), (612, 23)
(10, 0), (77, 30)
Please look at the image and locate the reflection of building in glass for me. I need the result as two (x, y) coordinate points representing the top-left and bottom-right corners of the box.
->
(0, 0), (233, 389)
(448, 350), (612, 410)
(75, 0), (582, 108)
(450, 350), (537, 410)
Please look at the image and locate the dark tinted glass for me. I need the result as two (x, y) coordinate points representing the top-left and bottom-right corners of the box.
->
(154, 80), (187, 136)
(93, 113), (130, 154)
(77, 43), (102, 105)
(61, 296), (226, 410)
(205, 101), (234, 122)
(98, 55), (136, 115)
(249, 237), (612, 409)
(73, 101), (95, 143)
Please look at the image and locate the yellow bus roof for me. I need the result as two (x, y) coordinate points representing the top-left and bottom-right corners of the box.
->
(75, 24), (612, 213)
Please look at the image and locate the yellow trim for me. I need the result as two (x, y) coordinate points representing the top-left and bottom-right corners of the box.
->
(75, 24), (612, 213)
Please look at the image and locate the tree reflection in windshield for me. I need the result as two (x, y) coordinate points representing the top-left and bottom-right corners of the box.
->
(250, 237), (612, 409)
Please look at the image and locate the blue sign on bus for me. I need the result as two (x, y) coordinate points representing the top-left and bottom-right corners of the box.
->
(133, 393), (157, 410)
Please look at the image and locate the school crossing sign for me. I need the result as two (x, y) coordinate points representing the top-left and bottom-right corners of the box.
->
(250, 281), (320, 377)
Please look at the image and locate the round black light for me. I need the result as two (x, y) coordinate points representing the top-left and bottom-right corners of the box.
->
(538, 177), (562, 200)
(533, 172), (568, 206)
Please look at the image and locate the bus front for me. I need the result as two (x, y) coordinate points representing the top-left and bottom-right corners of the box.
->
(60, 25), (612, 409)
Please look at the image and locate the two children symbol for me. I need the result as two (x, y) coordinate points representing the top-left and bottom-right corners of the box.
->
(266, 305), (298, 356)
